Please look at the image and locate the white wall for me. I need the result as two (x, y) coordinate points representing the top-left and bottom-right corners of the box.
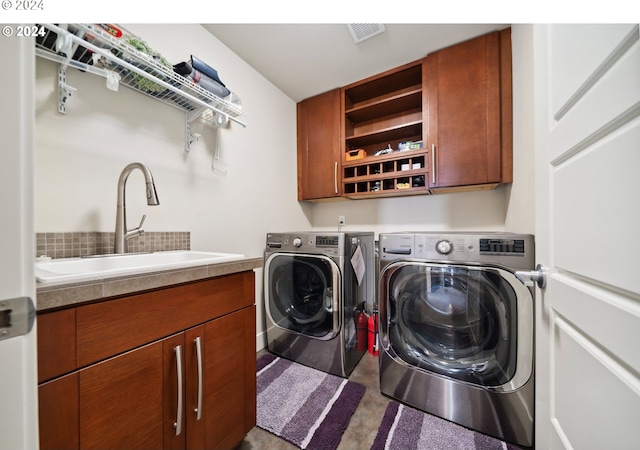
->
(34, 24), (535, 351)
(505, 25), (536, 234)
(35, 23), (312, 255)
(310, 187), (508, 234)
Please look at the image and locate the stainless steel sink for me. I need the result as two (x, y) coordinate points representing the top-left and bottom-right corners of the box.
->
(35, 251), (245, 284)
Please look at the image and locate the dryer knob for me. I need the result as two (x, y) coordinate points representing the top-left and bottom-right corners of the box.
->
(436, 240), (453, 255)
(293, 237), (303, 248)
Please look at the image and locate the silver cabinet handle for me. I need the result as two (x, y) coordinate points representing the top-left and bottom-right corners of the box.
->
(334, 161), (338, 194)
(174, 345), (183, 436)
(431, 144), (436, 185)
(194, 336), (203, 421)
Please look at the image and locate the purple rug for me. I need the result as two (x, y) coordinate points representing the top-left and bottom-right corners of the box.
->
(256, 353), (365, 450)
(371, 401), (521, 450)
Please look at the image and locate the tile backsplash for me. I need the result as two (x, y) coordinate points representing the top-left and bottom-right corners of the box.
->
(36, 232), (190, 259)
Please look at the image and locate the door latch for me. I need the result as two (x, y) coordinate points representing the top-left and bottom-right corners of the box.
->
(0, 297), (36, 342)
(515, 264), (547, 289)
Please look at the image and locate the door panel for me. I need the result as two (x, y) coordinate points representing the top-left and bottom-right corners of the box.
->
(549, 35), (639, 159)
(427, 31), (502, 187)
(79, 341), (164, 449)
(297, 89), (341, 200)
(533, 24), (640, 449)
(39, 373), (79, 449)
(553, 318), (640, 450)
(554, 125), (640, 293)
(0, 28), (38, 450)
(204, 310), (247, 449)
(550, 24), (638, 118)
(550, 275), (640, 372)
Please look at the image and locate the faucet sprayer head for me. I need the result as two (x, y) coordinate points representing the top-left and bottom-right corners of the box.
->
(146, 182), (160, 206)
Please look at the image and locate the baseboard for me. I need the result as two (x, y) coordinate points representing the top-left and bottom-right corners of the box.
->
(256, 331), (267, 352)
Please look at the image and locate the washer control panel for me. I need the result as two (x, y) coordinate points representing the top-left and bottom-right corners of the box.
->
(266, 233), (343, 255)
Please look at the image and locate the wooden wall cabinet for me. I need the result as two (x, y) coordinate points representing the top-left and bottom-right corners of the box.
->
(296, 27), (513, 200)
(426, 28), (513, 192)
(37, 272), (256, 450)
(297, 89), (342, 200)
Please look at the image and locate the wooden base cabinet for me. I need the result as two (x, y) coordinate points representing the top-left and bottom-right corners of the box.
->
(37, 272), (256, 450)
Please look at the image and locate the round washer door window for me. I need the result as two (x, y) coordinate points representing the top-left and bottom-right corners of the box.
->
(266, 254), (339, 338)
(387, 264), (518, 387)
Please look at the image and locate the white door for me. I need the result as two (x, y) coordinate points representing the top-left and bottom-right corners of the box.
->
(533, 24), (640, 448)
(0, 30), (39, 449)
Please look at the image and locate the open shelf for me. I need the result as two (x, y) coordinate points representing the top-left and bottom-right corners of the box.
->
(345, 119), (422, 151)
(344, 64), (422, 106)
(342, 60), (424, 165)
(342, 148), (430, 198)
(345, 87), (422, 123)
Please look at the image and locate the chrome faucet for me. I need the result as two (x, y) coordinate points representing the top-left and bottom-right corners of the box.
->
(114, 162), (160, 254)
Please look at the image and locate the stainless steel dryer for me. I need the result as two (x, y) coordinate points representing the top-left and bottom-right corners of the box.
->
(378, 232), (535, 447)
(264, 232), (375, 377)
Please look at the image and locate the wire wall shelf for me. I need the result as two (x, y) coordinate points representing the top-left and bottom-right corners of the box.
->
(35, 23), (247, 151)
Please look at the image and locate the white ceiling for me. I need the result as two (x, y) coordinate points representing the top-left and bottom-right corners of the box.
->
(202, 24), (509, 102)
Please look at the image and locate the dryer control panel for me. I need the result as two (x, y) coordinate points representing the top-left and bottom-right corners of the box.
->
(379, 232), (535, 270)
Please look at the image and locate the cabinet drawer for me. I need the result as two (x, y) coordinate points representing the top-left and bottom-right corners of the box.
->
(38, 308), (77, 383)
(76, 271), (254, 367)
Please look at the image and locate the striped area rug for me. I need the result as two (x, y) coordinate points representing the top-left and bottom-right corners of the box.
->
(371, 401), (521, 450)
(257, 353), (365, 450)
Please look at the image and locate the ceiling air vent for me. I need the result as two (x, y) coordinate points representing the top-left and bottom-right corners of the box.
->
(347, 24), (386, 44)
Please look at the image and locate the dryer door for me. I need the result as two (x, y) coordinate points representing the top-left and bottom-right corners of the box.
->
(265, 253), (341, 339)
(380, 262), (533, 391)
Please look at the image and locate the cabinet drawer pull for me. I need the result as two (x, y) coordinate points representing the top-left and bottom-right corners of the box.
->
(334, 161), (338, 194)
(431, 144), (436, 185)
(194, 336), (203, 421)
(174, 345), (183, 436)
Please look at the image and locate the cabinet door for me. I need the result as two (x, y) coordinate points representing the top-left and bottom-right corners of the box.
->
(79, 340), (165, 449)
(426, 29), (511, 189)
(297, 89), (342, 200)
(39, 373), (79, 450)
(203, 306), (256, 449)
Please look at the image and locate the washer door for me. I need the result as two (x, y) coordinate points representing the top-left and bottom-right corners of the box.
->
(380, 262), (533, 390)
(265, 253), (341, 339)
